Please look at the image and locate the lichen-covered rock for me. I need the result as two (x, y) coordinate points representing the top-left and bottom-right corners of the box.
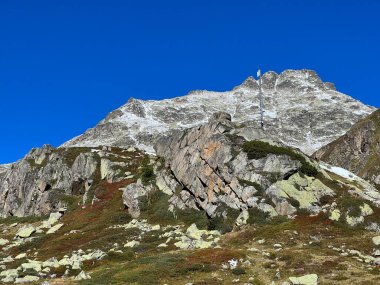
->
(289, 274), (319, 285)
(346, 215), (365, 227)
(329, 209), (341, 221)
(372, 236), (380, 246)
(46, 223), (64, 234)
(20, 260), (42, 272)
(266, 173), (334, 215)
(0, 269), (18, 283)
(173, 223), (220, 250)
(16, 225), (36, 238)
(100, 158), (128, 183)
(74, 271), (91, 281)
(15, 275), (39, 284)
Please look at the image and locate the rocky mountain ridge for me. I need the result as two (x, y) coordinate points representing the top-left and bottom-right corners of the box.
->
(62, 69), (376, 155)
(314, 109), (380, 186)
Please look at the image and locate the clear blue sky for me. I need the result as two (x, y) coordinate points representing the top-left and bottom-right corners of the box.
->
(0, 0), (379, 163)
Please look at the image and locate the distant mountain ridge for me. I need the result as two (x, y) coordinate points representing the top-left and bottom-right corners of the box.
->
(62, 69), (375, 155)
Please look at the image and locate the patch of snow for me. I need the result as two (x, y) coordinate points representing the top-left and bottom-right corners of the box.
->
(320, 163), (359, 181)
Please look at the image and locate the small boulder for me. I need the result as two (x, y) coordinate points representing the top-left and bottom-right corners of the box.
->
(329, 209), (341, 221)
(124, 240), (140, 248)
(0, 269), (18, 283)
(360, 203), (374, 216)
(0, 238), (9, 246)
(74, 271), (91, 281)
(46, 223), (64, 234)
(15, 275), (39, 284)
(16, 225), (36, 238)
(41, 212), (63, 228)
(289, 274), (319, 285)
(346, 215), (364, 227)
(372, 236), (380, 246)
(15, 253), (27, 259)
(20, 260), (42, 272)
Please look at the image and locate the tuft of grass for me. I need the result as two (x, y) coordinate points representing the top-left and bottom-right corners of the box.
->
(231, 267), (246, 275)
(139, 189), (210, 229)
(140, 156), (156, 185)
(0, 215), (47, 225)
(336, 195), (364, 218)
(238, 179), (264, 194)
(79, 252), (217, 285)
(251, 278), (266, 285)
(208, 206), (240, 233)
(247, 208), (270, 225)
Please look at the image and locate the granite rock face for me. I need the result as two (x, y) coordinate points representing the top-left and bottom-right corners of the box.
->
(62, 69), (375, 155)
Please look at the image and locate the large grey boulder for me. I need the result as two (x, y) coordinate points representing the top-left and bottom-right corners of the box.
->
(122, 181), (154, 218)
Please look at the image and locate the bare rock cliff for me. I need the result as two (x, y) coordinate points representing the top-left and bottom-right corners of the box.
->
(314, 109), (380, 185)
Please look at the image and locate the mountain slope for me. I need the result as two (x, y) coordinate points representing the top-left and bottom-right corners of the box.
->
(2, 112), (380, 284)
(62, 69), (375, 155)
(314, 109), (380, 186)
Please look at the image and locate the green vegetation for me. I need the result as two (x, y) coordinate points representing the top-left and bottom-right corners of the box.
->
(336, 195), (364, 218)
(208, 206), (241, 233)
(288, 196), (301, 208)
(251, 278), (266, 285)
(0, 215), (47, 225)
(140, 156), (156, 185)
(242, 140), (318, 176)
(231, 267), (246, 275)
(56, 147), (92, 167)
(79, 252), (214, 285)
(47, 191), (80, 212)
(247, 208), (270, 225)
(139, 189), (209, 229)
(238, 178), (264, 194)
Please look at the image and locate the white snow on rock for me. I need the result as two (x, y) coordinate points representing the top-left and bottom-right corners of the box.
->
(320, 162), (380, 207)
(61, 69), (375, 155)
(320, 163), (360, 181)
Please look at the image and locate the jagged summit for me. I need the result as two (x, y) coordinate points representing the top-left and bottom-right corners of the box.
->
(234, 69), (335, 93)
(62, 69), (375, 155)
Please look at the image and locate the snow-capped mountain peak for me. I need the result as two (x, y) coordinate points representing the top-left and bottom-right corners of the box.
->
(62, 69), (375, 154)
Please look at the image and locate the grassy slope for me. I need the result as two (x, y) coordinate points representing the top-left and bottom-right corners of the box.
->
(1, 145), (380, 284)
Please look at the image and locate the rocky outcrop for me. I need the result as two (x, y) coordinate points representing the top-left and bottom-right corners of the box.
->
(314, 109), (380, 184)
(0, 145), (138, 217)
(153, 112), (337, 223)
(266, 173), (334, 215)
(121, 181), (154, 218)
(62, 69), (374, 155)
